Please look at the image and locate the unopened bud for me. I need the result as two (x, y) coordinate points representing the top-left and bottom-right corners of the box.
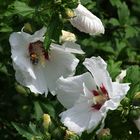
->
(133, 92), (140, 106)
(97, 128), (112, 140)
(43, 114), (51, 130)
(64, 130), (78, 140)
(23, 23), (33, 33)
(115, 70), (126, 82)
(60, 30), (76, 43)
(15, 83), (28, 96)
(121, 97), (130, 106)
(64, 8), (75, 18)
(129, 107), (140, 120)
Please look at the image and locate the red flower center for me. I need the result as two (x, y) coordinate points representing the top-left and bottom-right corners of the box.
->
(92, 84), (109, 110)
(28, 41), (49, 65)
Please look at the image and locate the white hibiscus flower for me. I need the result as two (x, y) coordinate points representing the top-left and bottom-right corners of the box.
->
(70, 4), (105, 35)
(56, 56), (130, 134)
(9, 27), (84, 96)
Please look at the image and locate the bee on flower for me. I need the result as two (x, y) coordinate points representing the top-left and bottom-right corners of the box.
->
(9, 27), (84, 96)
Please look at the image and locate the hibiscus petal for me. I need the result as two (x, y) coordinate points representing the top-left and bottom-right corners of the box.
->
(62, 41), (85, 54)
(51, 41), (84, 54)
(100, 82), (129, 113)
(112, 82), (130, 98)
(60, 103), (93, 134)
(21, 27), (46, 43)
(9, 32), (28, 53)
(83, 56), (113, 94)
(44, 44), (80, 95)
(57, 72), (95, 108)
(70, 4), (104, 35)
(60, 102), (103, 134)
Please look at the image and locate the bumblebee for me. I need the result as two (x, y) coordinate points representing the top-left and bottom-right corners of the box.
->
(30, 52), (39, 65)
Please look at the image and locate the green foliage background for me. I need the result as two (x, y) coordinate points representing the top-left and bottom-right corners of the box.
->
(0, 0), (140, 139)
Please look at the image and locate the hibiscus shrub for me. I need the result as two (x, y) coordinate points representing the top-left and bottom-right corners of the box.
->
(0, 0), (140, 140)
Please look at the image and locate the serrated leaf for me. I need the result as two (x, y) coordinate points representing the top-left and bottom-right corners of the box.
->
(118, 2), (130, 25)
(125, 26), (138, 39)
(107, 59), (122, 80)
(124, 66), (140, 99)
(44, 14), (63, 50)
(0, 23), (13, 32)
(109, 0), (122, 7)
(12, 122), (34, 140)
(33, 101), (44, 121)
(41, 102), (56, 119)
(11, 1), (35, 17)
(80, 0), (92, 5)
(124, 66), (140, 85)
(109, 18), (120, 26)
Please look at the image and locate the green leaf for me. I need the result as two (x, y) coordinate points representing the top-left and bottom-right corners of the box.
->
(33, 101), (44, 121)
(124, 66), (140, 99)
(80, 0), (92, 5)
(0, 23), (13, 32)
(109, 0), (122, 7)
(44, 14), (63, 50)
(11, 1), (35, 17)
(107, 59), (122, 80)
(12, 122), (34, 140)
(108, 18), (120, 26)
(118, 2), (130, 25)
(41, 102), (56, 119)
(124, 66), (140, 86)
(125, 25), (138, 39)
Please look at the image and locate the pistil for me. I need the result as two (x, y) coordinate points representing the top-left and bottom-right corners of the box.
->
(92, 84), (109, 110)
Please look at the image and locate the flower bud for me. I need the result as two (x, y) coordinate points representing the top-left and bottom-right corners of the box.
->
(60, 30), (76, 43)
(23, 23), (33, 33)
(97, 128), (112, 140)
(15, 83), (28, 96)
(121, 97), (130, 106)
(64, 130), (78, 140)
(43, 114), (51, 130)
(64, 8), (75, 19)
(129, 107), (140, 120)
(132, 92), (140, 106)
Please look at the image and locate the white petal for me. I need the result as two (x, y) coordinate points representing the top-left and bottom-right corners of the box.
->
(57, 72), (95, 108)
(60, 103), (92, 134)
(28, 65), (49, 95)
(100, 82), (130, 113)
(87, 110), (103, 133)
(51, 41), (84, 54)
(83, 56), (113, 94)
(70, 4), (104, 35)
(62, 41), (85, 54)
(21, 27), (46, 43)
(44, 44), (79, 95)
(60, 103), (103, 135)
(111, 82), (130, 99)
(9, 32), (28, 53)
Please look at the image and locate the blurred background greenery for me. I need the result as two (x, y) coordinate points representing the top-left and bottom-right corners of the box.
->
(0, 0), (140, 139)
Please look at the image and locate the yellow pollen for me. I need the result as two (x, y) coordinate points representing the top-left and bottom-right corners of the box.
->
(94, 95), (107, 105)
